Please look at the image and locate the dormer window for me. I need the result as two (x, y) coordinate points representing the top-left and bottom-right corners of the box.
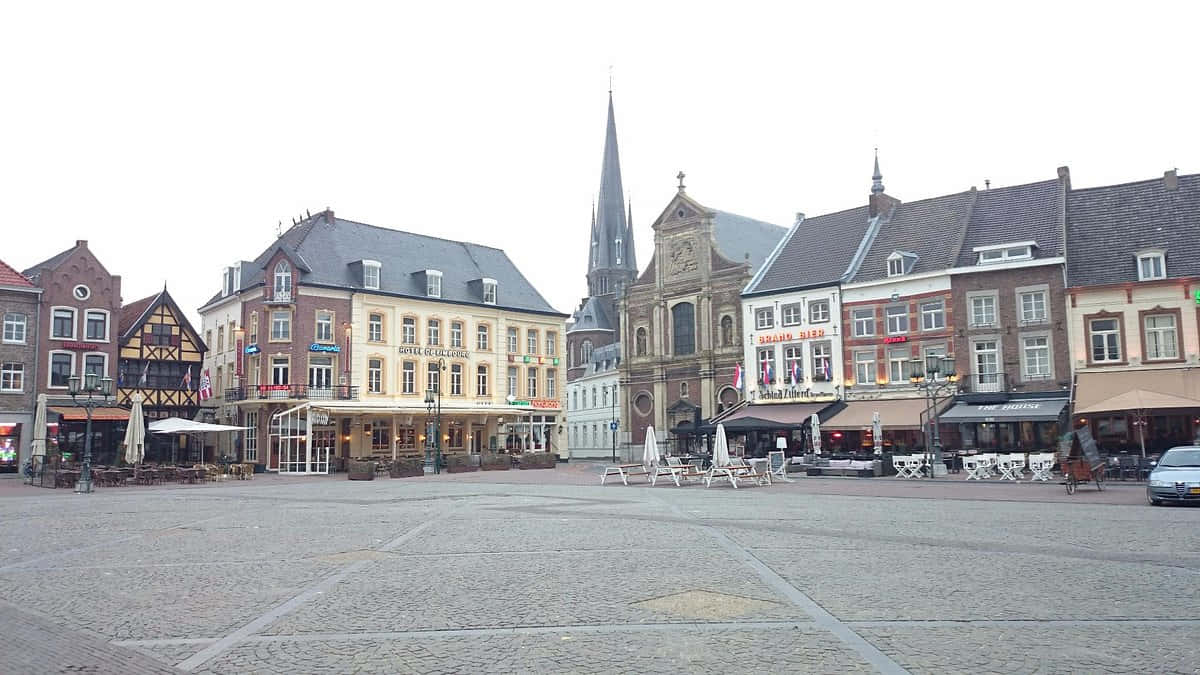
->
(974, 241), (1035, 265)
(273, 261), (292, 300)
(222, 268), (233, 297)
(362, 260), (381, 290)
(425, 270), (442, 298)
(887, 256), (903, 277)
(887, 251), (917, 277)
(482, 278), (497, 305)
(1136, 249), (1166, 281)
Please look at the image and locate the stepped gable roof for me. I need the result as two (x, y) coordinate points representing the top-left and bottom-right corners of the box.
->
(711, 210), (788, 275)
(744, 205), (872, 295)
(1066, 172), (1200, 286)
(0, 258), (35, 288)
(955, 178), (1062, 266)
(850, 190), (976, 283)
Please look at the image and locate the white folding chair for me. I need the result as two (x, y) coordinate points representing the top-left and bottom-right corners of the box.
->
(892, 455), (913, 478)
(963, 455), (986, 480)
(1028, 454), (1053, 482)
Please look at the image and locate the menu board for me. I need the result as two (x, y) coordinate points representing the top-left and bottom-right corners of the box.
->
(1076, 427), (1103, 467)
(1057, 433), (1074, 461)
(768, 451), (785, 475)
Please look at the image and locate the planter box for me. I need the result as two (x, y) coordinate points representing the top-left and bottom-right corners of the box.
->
(517, 453), (557, 470)
(347, 460), (376, 481)
(389, 459), (425, 478)
(445, 456), (478, 473)
(480, 453), (511, 471)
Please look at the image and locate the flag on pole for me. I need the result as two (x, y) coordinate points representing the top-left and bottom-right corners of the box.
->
(823, 359), (832, 382)
(198, 369), (213, 401)
(182, 366), (192, 389)
(733, 363), (743, 390)
(139, 362), (149, 387)
(762, 360), (773, 385)
(790, 361), (801, 384)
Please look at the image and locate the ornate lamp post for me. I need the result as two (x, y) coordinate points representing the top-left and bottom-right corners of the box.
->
(423, 358), (446, 474)
(909, 355), (957, 478)
(67, 372), (114, 494)
(610, 383), (617, 463)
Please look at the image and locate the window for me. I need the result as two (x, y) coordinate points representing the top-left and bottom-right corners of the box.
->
(854, 351), (876, 385)
(527, 329), (538, 355)
(397, 316), (413, 344)
(887, 255), (905, 277)
(572, 389), (578, 410)
(448, 321), (463, 348)
(371, 420), (390, 451)
(812, 342), (832, 381)
(205, 329), (212, 350)
(755, 307), (774, 329)
(84, 354), (106, 379)
(1137, 252), (1166, 281)
(50, 352), (73, 387)
(721, 315), (734, 346)
(217, 326), (225, 351)
(781, 303), (802, 326)
(249, 312), (258, 344)
(672, 303), (695, 355)
(477, 324), (490, 350)
(52, 308), (75, 339)
(1022, 336), (1051, 379)
(250, 356), (260, 386)
(427, 319), (440, 345)
(920, 301), (944, 331)
(362, 261), (380, 289)
(853, 309), (875, 337)
(507, 327), (519, 353)
(809, 300), (830, 323)
(546, 368), (556, 398)
(447, 422), (464, 449)
(636, 328), (648, 356)
(1020, 291), (1047, 323)
(973, 340), (1000, 388)
(367, 359), (383, 393)
(316, 311), (334, 342)
(85, 310), (108, 341)
(309, 356), (333, 389)
(0, 363), (23, 392)
(784, 346), (803, 383)
(527, 367), (538, 398)
(1089, 318), (1121, 363)
(976, 243), (1033, 264)
(271, 357), (289, 385)
(215, 367), (223, 395)
(2, 313), (26, 344)
(427, 362), (441, 393)
(402, 361), (416, 394)
(425, 270), (442, 298)
(887, 348), (909, 384)
(591, 387), (597, 407)
(679, 382), (689, 399)
(273, 261), (292, 298)
(546, 331), (557, 357)
(757, 348), (776, 385)
(970, 295), (997, 327)
(476, 365), (488, 396)
(483, 280), (497, 304)
(581, 339), (593, 363)
(1144, 314), (1179, 360)
(885, 306), (908, 334)
(507, 366), (518, 397)
(271, 311), (291, 341)
(450, 363), (463, 395)
(243, 411), (259, 462)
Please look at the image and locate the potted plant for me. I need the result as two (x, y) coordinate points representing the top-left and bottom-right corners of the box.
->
(347, 458), (376, 480)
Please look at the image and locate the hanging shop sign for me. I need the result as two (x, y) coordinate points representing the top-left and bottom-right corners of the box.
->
(751, 388), (838, 403)
(398, 346), (469, 359)
(882, 336), (908, 344)
(57, 341), (93, 351)
(244, 344), (261, 355)
(309, 343), (341, 353)
(235, 336), (245, 376)
(756, 328), (826, 344)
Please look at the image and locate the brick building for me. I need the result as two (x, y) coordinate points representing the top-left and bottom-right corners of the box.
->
(0, 258), (40, 470)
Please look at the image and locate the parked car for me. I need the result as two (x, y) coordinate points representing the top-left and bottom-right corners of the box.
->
(1147, 446), (1200, 506)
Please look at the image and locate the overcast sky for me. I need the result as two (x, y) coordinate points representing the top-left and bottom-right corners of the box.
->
(4, 2), (1196, 327)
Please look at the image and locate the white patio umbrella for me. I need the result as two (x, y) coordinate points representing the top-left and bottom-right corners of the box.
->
(642, 426), (660, 470)
(713, 423), (732, 467)
(872, 411), (883, 455)
(123, 393), (146, 465)
(810, 413), (822, 455)
(30, 394), (47, 460)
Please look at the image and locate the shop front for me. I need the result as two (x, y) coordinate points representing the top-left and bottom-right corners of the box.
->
(938, 396), (1068, 453)
(1073, 369), (1200, 455)
(0, 419), (24, 472)
(47, 405), (130, 466)
(821, 397), (948, 455)
(712, 399), (841, 457)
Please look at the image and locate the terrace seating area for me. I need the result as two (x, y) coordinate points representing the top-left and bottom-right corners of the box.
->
(44, 462), (255, 489)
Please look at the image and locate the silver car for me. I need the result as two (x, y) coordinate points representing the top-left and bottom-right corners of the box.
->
(1147, 446), (1200, 506)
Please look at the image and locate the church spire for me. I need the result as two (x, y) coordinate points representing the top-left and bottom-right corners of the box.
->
(871, 148), (885, 195)
(589, 90), (635, 277)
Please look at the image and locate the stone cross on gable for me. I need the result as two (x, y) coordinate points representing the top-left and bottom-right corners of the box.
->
(676, 171), (686, 192)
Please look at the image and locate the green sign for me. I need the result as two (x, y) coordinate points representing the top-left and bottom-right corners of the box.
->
(1195, 289), (1200, 305)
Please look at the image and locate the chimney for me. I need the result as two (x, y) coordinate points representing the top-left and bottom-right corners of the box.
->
(794, 212), (805, 224)
(323, 207), (335, 223)
(75, 240), (88, 248)
(869, 193), (900, 219)
(1164, 169), (1178, 191)
(1056, 166), (1071, 190)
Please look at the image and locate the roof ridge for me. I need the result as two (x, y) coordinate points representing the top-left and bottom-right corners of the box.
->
(332, 217), (509, 253)
(1068, 172), (1199, 194)
(0, 258), (35, 287)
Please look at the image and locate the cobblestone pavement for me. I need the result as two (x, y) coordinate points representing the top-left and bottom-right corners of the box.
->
(0, 471), (1196, 673)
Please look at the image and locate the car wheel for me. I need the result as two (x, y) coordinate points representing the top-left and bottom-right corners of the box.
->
(1148, 494), (1162, 506)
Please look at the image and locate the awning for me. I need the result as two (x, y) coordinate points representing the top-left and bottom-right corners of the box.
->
(1074, 369), (1200, 415)
(822, 397), (944, 431)
(49, 406), (130, 422)
(148, 418), (248, 434)
(716, 401), (839, 431)
(1075, 389), (1200, 415)
(939, 398), (1068, 423)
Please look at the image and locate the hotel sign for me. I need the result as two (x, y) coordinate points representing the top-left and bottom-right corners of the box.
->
(309, 343), (341, 353)
(751, 388), (837, 403)
(398, 346), (470, 359)
(756, 328), (826, 344)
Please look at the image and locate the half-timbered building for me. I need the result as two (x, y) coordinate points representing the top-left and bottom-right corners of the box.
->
(118, 288), (206, 422)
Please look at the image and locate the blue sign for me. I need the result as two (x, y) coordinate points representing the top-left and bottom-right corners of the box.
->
(309, 343), (341, 353)
(610, 421), (619, 431)
(244, 344), (261, 355)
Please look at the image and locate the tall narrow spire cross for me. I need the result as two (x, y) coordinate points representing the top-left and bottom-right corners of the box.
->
(677, 171), (686, 192)
(871, 149), (885, 195)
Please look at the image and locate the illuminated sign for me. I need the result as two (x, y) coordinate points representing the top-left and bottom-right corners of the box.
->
(1195, 289), (1200, 305)
(509, 398), (561, 409)
(244, 344), (261, 355)
(883, 336), (908, 344)
(507, 355), (560, 365)
(57, 341), (92, 351)
(757, 328), (826, 344)
(398, 346), (469, 359)
(257, 384), (291, 392)
(751, 388), (838, 403)
(309, 343), (341, 353)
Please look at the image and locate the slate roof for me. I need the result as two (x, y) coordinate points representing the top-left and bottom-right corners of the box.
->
(1066, 172), (1200, 287)
(568, 295), (614, 333)
(206, 214), (565, 316)
(851, 190), (977, 283)
(22, 246), (78, 283)
(120, 288), (208, 350)
(120, 293), (159, 336)
(0, 258), (35, 288)
(744, 205), (872, 296)
(711, 210), (788, 275)
(956, 179), (1063, 266)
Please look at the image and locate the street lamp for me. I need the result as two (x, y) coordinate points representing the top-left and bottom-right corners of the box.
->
(909, 355), (957, 478)
(610, 383), (617, 463)
(67, 372), (114, 494)
(423, 358), (446, 474)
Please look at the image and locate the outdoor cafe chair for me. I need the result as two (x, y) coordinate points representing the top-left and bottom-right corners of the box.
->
(997, 455), (1023, 481)
(963, 455), (988, 480)
(1028, 454), (1053, 482)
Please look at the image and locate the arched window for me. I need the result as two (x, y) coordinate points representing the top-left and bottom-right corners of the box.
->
(635, 327), (647, 356)
(721, 315), (734, 347)
(672, 303), (695, 355)
(581, 339), (593, 364)
(274, 261), (291, 297)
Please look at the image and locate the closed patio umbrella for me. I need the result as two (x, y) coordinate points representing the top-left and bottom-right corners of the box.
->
(642, 426), (660, 470)
(713, 423), (731, 467)
(810, 413), (822, 455)
(26, 394), (47, 483)
(123, 393), (146, 465)
(872, 411), (883, 455)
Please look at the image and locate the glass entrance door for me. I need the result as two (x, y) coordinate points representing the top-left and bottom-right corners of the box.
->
(310, 428), (334, 473)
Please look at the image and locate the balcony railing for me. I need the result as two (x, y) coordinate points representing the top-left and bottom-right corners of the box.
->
(224, 385), (358, 402)
(265, 290), (293, 304)
(957, 372), (1009, 394)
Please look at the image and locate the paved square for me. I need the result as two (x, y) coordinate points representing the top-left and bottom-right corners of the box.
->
(0, 469), (1196, 674)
